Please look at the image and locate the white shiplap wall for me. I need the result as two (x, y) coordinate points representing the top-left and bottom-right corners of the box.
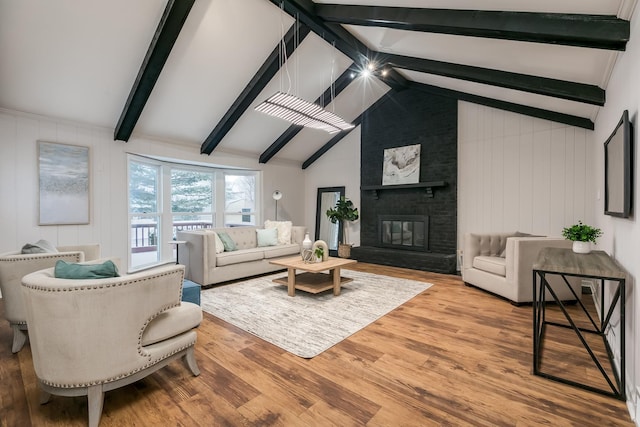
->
(457, 101), (595, 252)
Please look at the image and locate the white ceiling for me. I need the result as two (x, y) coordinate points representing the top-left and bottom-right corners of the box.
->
(0, 0), (636, 166)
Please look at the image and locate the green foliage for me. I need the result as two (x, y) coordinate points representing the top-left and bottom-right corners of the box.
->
(314, 246), (324, 258)
(326, 197), (359, 245)
(562, 221), (603, 244)
(326, 197), (359, 224)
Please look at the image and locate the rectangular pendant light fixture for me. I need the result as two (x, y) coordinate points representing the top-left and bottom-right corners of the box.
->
(255, 91), (354, 134)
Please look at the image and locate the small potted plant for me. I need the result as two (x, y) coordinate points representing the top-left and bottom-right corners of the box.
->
(314, 246), (324, 263)
(326, 197), (359, 258)
(562, 221), (602, 254)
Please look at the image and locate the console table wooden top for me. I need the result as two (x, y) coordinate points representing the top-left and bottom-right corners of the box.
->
(533, 247), (625, 279)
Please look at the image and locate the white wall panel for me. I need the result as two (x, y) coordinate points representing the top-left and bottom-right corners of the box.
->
(303, 127), (361, 247)
(458, 101), (594, 251)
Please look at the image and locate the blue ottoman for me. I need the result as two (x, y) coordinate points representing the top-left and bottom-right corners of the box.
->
(182, 280), (201, 306)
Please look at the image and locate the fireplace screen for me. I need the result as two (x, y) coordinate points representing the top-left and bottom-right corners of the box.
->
(379, 215), (428, 251)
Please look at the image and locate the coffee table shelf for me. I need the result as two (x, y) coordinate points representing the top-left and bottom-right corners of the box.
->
(269, 256), (357, 296)
(273, 272), (353, 294)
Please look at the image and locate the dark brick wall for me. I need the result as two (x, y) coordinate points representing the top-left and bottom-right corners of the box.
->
(354, 89), (457, 273)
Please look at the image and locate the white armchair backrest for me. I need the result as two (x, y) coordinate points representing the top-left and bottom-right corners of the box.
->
(21, 263), (186, 387)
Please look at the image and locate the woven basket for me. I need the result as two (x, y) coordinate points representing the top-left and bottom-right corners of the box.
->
(337, 244), (352, 258)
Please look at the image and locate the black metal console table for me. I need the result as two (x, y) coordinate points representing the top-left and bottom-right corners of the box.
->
(532, 247), (626, 400)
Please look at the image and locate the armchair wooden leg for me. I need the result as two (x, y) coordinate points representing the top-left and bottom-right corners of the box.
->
(184, 346), (200, 376)
(39, 390), (52, 405)
(87, 384), (105, 427)
(11, 325), (27, 353)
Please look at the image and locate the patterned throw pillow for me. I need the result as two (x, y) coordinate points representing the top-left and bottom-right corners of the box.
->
(264, 220), (292, 245)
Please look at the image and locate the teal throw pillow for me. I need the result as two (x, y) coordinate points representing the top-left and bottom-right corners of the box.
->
(54, 260), (119, 279)
(257, 228), (278, 247)
(217, 232), (237, 252)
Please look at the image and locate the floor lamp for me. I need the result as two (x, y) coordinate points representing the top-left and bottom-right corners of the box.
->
(272, 190), (282, 220)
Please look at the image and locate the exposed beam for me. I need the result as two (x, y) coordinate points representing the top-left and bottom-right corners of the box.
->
(269, 0), (371, 67)
(200, 22), (311, 155)
(316, 5), (630, 51)
(114, 0), (195, 142)
(383, 53), (605, 105)
(302, 92), (390, 169)
(259, 65), (356, 163)
(407, 81), (594, 130)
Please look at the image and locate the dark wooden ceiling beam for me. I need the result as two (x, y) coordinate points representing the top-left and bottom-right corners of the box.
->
(259, 65), (356, 164)
(316, 5), (630, 51)
(269, 0), (371, 67)
(114, 0), (195, 142)
(200, 22), (311, 155)
(302, 92), (390, 169)
(383, 53), (605, 105)
(407, 81), (594, 130)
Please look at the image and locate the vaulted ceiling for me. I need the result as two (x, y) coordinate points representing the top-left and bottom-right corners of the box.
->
(0, 0), (635, 168)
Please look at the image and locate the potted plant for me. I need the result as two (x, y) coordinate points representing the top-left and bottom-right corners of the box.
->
(561, 221), (602, 254)
(314, 246), (324, 263)
(326, 196), (359, 258)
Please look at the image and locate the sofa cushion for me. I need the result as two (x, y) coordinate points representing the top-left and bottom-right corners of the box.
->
(263, 243), (300, 259)
(264, 220), (292, 244)
(257, 228), (278, 247)
(216, 247), (264, 266)
(217, 232), (237, 252)
(141, 302), (202, 346)
(472, 256), (506, 277)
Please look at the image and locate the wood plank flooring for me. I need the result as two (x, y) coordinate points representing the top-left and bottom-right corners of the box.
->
(0, 263), (633, 426)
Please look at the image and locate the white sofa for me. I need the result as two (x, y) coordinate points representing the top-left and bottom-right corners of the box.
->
(177, 225), (306, 286)
(462, 233), (581, 304)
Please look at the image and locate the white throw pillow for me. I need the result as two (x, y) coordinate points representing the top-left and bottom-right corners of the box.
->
(210, 231), (225, 254)
(264, 220), (292, 245)
(257, 228), (278, 247)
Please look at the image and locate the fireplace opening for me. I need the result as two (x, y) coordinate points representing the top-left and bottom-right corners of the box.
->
(378, 215), (429, 252)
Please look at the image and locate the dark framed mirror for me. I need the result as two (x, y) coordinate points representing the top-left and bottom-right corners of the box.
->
(604, 110), (633, 218)
(315, 186), (344, 256)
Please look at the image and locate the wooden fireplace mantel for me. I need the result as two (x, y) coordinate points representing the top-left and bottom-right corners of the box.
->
(361, 181), (447, 199)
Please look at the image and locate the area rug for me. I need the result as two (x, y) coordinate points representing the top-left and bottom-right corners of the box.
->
(200, 270), (432, 358)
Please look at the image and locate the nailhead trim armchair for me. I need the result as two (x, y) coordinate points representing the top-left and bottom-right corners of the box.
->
(21, 262), (202, 427)
(0, 244), (100, 352)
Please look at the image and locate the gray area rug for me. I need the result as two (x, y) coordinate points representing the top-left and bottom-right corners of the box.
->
(200, 270), (432, 358)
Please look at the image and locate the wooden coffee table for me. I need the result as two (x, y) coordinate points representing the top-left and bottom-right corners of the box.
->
(269, 256), (357, 297)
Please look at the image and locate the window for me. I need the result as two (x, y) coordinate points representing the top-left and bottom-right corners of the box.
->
(129, 160), (161, 269)
(171, 168), (214, 238)
(127, 155), (260, 270)
(224, 172), (256, 226)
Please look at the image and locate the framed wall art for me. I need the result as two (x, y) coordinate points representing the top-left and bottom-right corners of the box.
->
(38, 141), (90, 225)
(382, 144), (421, 186)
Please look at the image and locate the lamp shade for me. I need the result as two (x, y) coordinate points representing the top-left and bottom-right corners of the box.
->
(272, 190), (283, 201)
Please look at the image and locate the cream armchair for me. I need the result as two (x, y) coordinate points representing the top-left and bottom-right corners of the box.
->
(0, 244), (100, 352)
(462, 233), (580, 304)
(21, 262), (201, 427)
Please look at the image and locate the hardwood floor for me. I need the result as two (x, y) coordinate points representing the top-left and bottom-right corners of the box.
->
(0, 263), (633, 426)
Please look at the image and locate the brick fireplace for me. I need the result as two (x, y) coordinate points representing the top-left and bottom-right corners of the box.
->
(351, 89), (458, 274)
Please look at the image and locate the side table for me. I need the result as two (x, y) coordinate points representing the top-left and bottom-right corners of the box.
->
(532, 247), (626, 400)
